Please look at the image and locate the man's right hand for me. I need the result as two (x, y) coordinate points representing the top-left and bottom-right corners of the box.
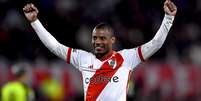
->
(23, 3), (39, 22)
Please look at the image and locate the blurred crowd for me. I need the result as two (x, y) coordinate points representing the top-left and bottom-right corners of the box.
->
(0, 0), (201, 101)
(0, 59), (83, 101)
(0, 60), (201, 101)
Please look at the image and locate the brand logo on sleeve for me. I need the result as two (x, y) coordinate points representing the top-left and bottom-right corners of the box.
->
(88, 65), (93, 69)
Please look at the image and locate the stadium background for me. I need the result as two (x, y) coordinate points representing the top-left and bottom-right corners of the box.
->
(0, 0), (201, 100)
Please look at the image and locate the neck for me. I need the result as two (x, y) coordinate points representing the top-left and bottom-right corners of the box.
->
(15, 76), (26, 83)
(96, 50), (114, 61)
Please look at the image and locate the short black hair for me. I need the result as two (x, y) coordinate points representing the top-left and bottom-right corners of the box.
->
(11, 63), (27, 78)
(94, 23), (115, 36)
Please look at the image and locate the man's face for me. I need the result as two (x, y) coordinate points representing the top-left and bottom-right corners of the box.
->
(92, 28), (115, 56)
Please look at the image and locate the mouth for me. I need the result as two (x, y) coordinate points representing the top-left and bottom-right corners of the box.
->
(95, 46), (104, 52)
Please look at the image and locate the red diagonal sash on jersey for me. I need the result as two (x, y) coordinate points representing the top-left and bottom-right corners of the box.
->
(86, 53), (124, 101)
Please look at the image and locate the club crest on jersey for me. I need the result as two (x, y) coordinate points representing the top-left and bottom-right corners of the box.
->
(108, 59), (116, 69)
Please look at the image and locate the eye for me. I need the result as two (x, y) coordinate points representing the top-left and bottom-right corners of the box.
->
(100, 36), (106, 40)
(93, 36), (97, 40)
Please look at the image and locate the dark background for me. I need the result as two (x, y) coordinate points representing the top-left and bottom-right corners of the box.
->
(0, 0), (199, 62)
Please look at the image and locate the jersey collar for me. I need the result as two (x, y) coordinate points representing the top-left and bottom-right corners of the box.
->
(99, 50), (116, 62)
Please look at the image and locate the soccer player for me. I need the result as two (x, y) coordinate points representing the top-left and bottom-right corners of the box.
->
(1, 63), (35, 101)
(23, 0), (177, 100)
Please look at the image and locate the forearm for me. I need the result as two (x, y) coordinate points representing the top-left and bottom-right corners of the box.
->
(140, 14), (175, 60)
(31, 19), (68, 60)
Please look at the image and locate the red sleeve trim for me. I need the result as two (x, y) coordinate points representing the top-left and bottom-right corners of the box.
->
(137, 47), (145, 62)
(67, 48), (72, 64)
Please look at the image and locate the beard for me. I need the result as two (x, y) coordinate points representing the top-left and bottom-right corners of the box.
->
(94, 45), (110, 59)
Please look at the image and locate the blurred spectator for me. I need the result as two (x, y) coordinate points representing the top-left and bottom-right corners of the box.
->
(1, 63), (35, 101)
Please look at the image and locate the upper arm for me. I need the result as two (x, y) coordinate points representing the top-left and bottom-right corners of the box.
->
(140, 39), (161, 60)
(120, 48), (143, 70)
(50, 43), (68, 60)
(140, 15), (175, 60)
(66, 48), (93, 70)
(49, 42), (94, 70)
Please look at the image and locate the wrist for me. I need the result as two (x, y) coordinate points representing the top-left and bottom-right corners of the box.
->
(165, 14), (174, 21)
(31, 19), (39, 26)
(31, 18), (38, 22)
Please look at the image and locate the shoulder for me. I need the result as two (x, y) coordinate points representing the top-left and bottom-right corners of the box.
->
(71, 49), (95, 63)
(117, 48), (138, 56)
(2, 82), (15, 91)
(72, 49), (94, 57)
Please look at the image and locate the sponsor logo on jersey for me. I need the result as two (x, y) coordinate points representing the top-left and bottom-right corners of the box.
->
(85, 75), (119, 84)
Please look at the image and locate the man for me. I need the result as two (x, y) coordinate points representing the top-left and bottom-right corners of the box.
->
(1, 63), (35, 101)
(23, 0), (177, 100)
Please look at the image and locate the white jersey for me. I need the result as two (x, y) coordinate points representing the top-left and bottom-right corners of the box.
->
(31, 14), (174, 101)
(66, 48), (143, 101)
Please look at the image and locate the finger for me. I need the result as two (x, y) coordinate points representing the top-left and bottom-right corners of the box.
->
(28, 4), (33, 11)
(169, 2), (176, 11)
(23, 7), (27, 12)
(166, 0), (170, 3)
(164, 5), (170, 13)
(30, 4), (38, 12)
(32, 6), (38, 13)
(29, 3), (33, 5)
(31, 4), (34, 8)
(23, 4), (32, 13)
(166, 2), (174, 12)
(164, 0), (169, 6)
(171, 2), (177, 10)
(28, 3), (32, 6)
(23, 6), (28, 12)
(26, 4), (30, 11)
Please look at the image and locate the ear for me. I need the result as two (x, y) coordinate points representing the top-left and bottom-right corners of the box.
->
(111, 37), (116, 44)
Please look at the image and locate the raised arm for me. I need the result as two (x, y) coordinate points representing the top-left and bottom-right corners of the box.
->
(23, 3), (68, 60)
(140, 0), (177, 61)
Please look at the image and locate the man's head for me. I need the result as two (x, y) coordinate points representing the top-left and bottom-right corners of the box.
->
(11, 63), (28, 82)
(92, 23), (116, 59)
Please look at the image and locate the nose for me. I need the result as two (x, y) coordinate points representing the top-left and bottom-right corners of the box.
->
(95, 38), (101, 45)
